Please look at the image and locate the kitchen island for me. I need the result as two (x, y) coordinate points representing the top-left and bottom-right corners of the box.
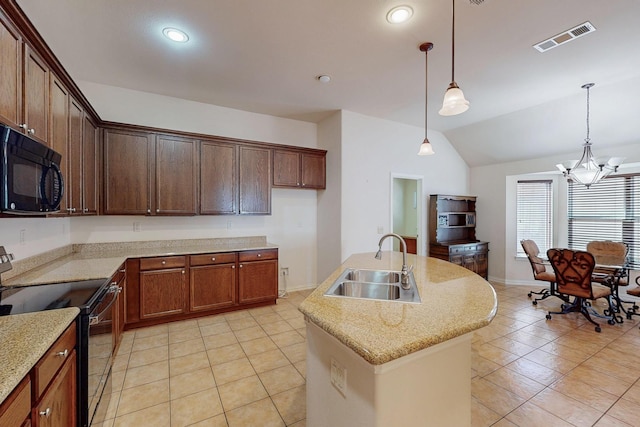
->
(298, 251), (497, 427)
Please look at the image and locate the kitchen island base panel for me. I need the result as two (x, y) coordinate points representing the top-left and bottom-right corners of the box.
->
(306, 321), (472, 427)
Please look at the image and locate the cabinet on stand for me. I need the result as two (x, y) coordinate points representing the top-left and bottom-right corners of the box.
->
(429, 194), (489, 279)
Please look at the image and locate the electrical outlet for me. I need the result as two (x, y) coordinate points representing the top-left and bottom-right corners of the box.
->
(133, 222), (141, 232)
(19, 229), (26, 245)
(281, 267), (289, 276)
(330, 358), (347, 397)
(377, 226), (384, 234)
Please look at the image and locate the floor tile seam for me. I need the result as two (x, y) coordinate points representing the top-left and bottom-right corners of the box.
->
(168, 383), (220, 406)
(559, 349), (637, 397)
(479, 368), (547, 400)
(500, 358), (564, 386)
(499, 392), (574, 427)
(114, 378), (172, 419)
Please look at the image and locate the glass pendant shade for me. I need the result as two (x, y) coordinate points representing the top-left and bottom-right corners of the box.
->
(417, 138), (435, 155)
(439, 82), (470, 116)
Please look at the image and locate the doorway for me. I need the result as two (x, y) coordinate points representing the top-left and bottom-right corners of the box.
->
(390, 174), (424, 255)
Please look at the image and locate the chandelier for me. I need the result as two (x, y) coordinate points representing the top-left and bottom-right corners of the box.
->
(556, 83), (625, 188)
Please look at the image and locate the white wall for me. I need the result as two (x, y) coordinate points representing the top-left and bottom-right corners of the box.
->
(470, 143), (640, 285)
(338, 111), (469, 263)
(0, 217), (71, 261)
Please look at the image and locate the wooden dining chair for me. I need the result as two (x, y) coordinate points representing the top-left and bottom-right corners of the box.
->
(586, 241), (636, 317)
(545, 248), (615, 332)
(521, 240), (566, 305)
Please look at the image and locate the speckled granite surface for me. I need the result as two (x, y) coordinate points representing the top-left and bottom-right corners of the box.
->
(0, 308), (78, 405)
(2, 236), (275, 288)
(298, 252), (498, 365)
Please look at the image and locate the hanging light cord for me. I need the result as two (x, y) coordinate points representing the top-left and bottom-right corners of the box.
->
(425, 45), (429, 139)
(585, 85), (591, 143)
(451, 0), (456, 82)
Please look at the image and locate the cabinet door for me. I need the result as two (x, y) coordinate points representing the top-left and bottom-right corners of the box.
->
(67, 98), (83, 215)
(23, 45), (49, 144)
(34, 351), (76, 427)
(82, 115), (99, 214)
(272, 150), (300, 188)
(301, 153), (326, 189)
(200, 141), (237, 214)
(103, 130), (153, 215)
(238, 259), (278, 304)
(190, 264), (236, 311)
(48, 76), (69, 214)
(140, 268), (187, 319)
(239, 146), (271, 215)
(0, 377), (30, 427)
(155, 135), (198, 215)
(0, 12), (22, 127)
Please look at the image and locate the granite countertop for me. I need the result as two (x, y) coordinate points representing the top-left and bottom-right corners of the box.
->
(298, 251), (498, 365)
(0, 308), (79, 404)
(2, 237), (277, 288)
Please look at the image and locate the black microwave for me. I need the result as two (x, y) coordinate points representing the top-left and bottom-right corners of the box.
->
(0, 124), (64, 215)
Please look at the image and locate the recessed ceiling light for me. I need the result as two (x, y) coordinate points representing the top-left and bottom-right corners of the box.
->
(317, 75), (331, 83)
(386, 5), (413, 24)
(162, 27), (189, 43)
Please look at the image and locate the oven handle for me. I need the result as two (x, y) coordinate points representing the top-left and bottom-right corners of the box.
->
(89, 284), (121, 325)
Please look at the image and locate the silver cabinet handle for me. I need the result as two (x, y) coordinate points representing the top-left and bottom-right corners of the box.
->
(181, 270), (185, 274)
(39, 408), (51, 417)
(257, 254), (261, 258)
(147, 209), (151, 213)
(211, 257), (216, 261)
(19, 123), (27, 130)
(56, 349), (68, 358)
(231, 265), (235, 269)
(28, 128), (35, 135)
(83, 208), (89, 213)
(239, 264), (243, 268)
(161, 260), (166, 265)
(67, 207), (76, 213)
(156, 208), (160, 213)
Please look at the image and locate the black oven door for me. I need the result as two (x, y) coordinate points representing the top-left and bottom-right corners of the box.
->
(87, 283), (120, 425)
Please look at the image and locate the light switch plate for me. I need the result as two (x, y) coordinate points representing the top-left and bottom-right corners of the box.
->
(330, 358), (347, 397)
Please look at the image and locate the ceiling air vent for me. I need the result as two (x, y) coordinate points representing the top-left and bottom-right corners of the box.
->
(533, 21), (596, 52)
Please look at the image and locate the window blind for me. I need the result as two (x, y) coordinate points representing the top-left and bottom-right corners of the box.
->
(517, 180), (553, 256)
(568, 174), (639, 268)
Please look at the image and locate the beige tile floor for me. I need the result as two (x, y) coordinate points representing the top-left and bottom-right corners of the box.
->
(96, 285), (640, 427)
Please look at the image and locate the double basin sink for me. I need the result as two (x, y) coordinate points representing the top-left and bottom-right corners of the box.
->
(324, 268), (421, 303)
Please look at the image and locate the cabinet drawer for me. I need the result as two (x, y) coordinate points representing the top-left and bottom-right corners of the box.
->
(190, 252), (237, 266)
(33, 321), (76, 398)
(0, 377), (30, 427)
(140, 256), (186, 270)
(239, 249), (278, 262)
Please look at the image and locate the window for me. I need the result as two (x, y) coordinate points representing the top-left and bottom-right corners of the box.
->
(568, 173), (639, 268)
(517, 180), (553, 257)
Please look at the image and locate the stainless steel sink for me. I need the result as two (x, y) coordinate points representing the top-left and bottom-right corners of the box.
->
(344, 269), (400, 284)
(324, 268), (421, 303)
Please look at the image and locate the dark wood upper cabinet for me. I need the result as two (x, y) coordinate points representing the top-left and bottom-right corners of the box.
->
(82, 115), (99, 215)
(273, 149), (326, 189)
(200, 141), (237, 215)
(155, 134), (198, 215)
(23, 45), (49, 145)
(239, 146), (271, 215)
(67, 97), (83, 215)
(0, 11), (22, 128)
(49, 75), (69, 214)
(103, 129), (153, 215)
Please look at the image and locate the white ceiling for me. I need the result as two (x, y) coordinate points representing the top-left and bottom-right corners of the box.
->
(16, 0), (640, 167)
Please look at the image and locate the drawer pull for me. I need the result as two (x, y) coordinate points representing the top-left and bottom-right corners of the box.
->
(56, 349), (69, 358)
(257, 254), (261, 257)
(39, 408), (51, 417)
(239, 264), (243, 268)
(231, 265), (235, 269)
(161, 260), (166, 265)
(211, 257), (216, 261)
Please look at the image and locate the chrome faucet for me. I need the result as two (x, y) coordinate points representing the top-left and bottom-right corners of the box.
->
(375, 233), (413, 290)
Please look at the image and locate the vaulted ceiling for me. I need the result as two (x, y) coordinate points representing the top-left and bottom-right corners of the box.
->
(16, 0), (640, 167)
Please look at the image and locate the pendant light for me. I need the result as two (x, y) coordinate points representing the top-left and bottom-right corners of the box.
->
(556, 83), (625, 188)
(439, 0), (470, 116)
(418, 42), (435, 155)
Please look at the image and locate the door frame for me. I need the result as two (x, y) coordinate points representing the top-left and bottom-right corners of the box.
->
(390, 173), (424, 256)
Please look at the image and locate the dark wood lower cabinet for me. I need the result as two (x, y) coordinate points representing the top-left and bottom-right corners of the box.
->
(34, 351), (76, 427)
(125, 249), (278, 328)
(429, 242), (489, 279)
(140, 268), (187, 319)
